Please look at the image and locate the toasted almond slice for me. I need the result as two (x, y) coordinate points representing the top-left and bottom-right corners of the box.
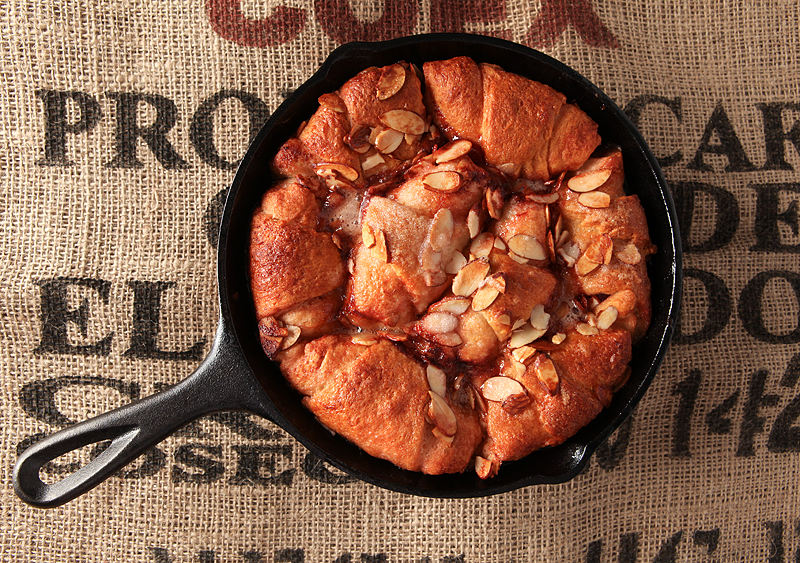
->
(616, 243), (642, 265)
(421, 312), (459, 334)
(497, 314), (511, 326)
(376, 63), (406, 100)
(434, 332), (463, 347)
(428, 391), (457, 436)
(493, 237), (506, 251)
(426, 365), (447, 397)
(434, 139), (473, 164)
(368, 126), (382, 145)
(575, 254), (599, 275)
(529, 304), (550, 330)
(474, 456), (497, 479)
(467, 208), (481, 239)
(508, 357), (527, 378)
(318, 93), (346, 113)
(567, 169), (612, 192)
(585, 234), (613, 264)
(374, 229), (389, 262)
(470, 232), (495, 259)
(429, 209), (454, 251)
(597, 305), (619, 330)
(482, 376), (526, 402)
(484, 273), (506, 293)
(279, 324), (301, 349)
(578, 191), (612, 208)
(429, 124), (440, 139)
(597, 289), (637, 317)
(375, 127), (404, 154)
(507, 234), (546, 261)
(423, 170), (462, 193)
(430, 297), (471, 315)
(535, 355), (560, 394)
(432, 427), (455, 443)
(551, 332), (566, 345)
(576, 322), (599, 336)
(404, 133), (421, 146)
(497, 162), (519, 176)
(486, 187), (504, 220)
(471, 284), (500, 311)
(452, 258), (490, 297)
(511, 318), (526, 331)
(526, 192), (560, 204)
(380, 109), (426, 135)
(444, 251), (467, 275)
(362, 223), (376, 248)
(315, 162), (359, 182)
(351, 333), (379, 346)
(509, 324), (546, 348)
(361, 152), (385, 171)
(508, 251), (529, 264)
(511, 345), (536, 364)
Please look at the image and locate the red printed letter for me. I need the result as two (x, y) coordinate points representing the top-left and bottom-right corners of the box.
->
(315, 0), (416, 43)
(206, 0), (306, 47)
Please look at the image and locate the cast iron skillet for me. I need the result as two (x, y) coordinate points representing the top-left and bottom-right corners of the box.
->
(14, 34), (682, 508)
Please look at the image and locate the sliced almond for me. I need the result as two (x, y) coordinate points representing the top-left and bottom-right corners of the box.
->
(429, 209), (454, 251)
(497, 314), (511, 326)
(551, 332), (566, 345)
(361, 152), (385, 171)
(567, 169), (612, 192)
(483, 273), (506, 293)
(421, 312), (459, 334)
(596, 305), (619, 330)
(576, 322), (599, 336)
(374, 229), (389, 263)
(434, 139), (472, 164)
(376, 64), (406, 100)
(616, 243), (642, 265)
(535, 355), (560, 394)
(423, 170), (462, 193)
(493, 237), (506, 251)
(508, 252), (529, 264)
(502, 392), (531, 414)
(368, 126), (382, 146)
(428, 391), (457, 436)
(452, 258), (490, 297)
(507, 357), (527, 379)
(432, 427), (455, 444)
(509, 324), (546, 348)
(486, 187), (504, 220)
(526, 192), (560, 204)
(444, 251), (467, 275)
(426, 365), (447, 397)
(507, 235), (546, 261)
(497, 162), (519, 176)
(375, 128), (404, 154)
(315, 162), (359, 182)
(470, 232), (495, 259)
(467, 208), (481, 239)
(351, 333), (379, 346)
(474, 456), (497, 479)
(585, 234), (613, 265)
(511, 318), (527, 331)
(597, 289), (637, 317)
(529, 304), (550, 331)
(258, 316), (287, 358)
(346, 123), (370, 151)
(471, 284), (500, 312)
(318, 93), (346, 113)
(380, 109), (425, 135)
(578, 191), (611, 208)
(430, 297), (471, 315)
(362, 223), (376, 248)
(482, 376), (526, 403)
(511, 345), (536, 364)
(434, 332), (463, 347)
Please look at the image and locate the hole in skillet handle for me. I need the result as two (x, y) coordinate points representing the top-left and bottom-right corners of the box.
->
(219, 33), (683, 498)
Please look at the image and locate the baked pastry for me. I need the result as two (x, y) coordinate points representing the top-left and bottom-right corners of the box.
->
(249, 58), (655, 477)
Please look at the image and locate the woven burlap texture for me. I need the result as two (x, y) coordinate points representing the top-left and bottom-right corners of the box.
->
(2, 1), (799, 561)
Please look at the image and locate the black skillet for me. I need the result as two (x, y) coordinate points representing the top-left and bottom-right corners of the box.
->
(14, 34), (682, 508)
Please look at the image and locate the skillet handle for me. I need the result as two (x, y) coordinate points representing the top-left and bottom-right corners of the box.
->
(13, 317), (269, 508)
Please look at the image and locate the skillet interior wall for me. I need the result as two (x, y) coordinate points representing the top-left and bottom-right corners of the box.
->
(1, 1), (798, 561)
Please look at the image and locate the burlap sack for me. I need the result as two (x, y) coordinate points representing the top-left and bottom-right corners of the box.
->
(2, 1), (798, 561)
